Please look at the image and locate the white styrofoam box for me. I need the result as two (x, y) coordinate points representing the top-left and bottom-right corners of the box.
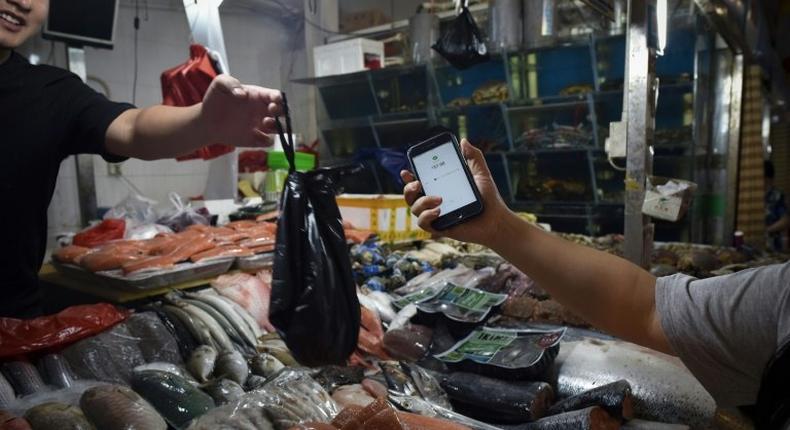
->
(641, 177), (697, 222)
(313, 38), (385, 77)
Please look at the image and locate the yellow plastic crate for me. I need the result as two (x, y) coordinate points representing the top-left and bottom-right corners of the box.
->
(336, 194), (431, 242)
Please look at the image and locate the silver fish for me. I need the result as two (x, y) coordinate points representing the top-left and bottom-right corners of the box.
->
(215, 350), (249, 385)
(2, 361), (46, 396)
(181, 297), (250, 352)
(250, 353), (284, 379)
(401, 363), (451, 409)
(189, 291), (258, 348)
(163, 305), (217, 349)
(388, 394), (502, 430)
(554, 338), (716, 429)
(210, 293), (263, 340)
(80, 384), (167, 430)
(188, 345), (218, 383)
(202, 378), (245, 405)
(166, 294), (234, 351)
(134, 362), (199, 387)
(0, 371), (15, 407)
(24, 402), (95, 430)
(39, 354), (77, 389)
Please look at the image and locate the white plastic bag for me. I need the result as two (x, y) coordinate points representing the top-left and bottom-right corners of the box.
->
(157, 193), (210, 232)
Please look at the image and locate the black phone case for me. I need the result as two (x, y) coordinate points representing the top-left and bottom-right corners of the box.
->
(407, 132), (484, 230)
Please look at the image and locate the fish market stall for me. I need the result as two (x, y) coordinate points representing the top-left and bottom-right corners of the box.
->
(4, 229), (777, 429)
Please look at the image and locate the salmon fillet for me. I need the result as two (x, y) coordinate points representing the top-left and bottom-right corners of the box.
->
(53, 245), (96, 265)
(249, 243), (276, 254)
(121, 255), (177, 275)
(81, 249), (148, 272)
(226, 220), (259, 231)
(190, 245), (254, 263)
(239, 235), (275, 248)
(122, 235), (215, 274)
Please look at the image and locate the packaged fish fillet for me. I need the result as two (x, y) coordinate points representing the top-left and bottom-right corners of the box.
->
(392, 283), (507, 324)
(435, 326), (565, 380)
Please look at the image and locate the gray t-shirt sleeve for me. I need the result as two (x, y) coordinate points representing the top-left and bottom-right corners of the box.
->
(655, 262), (790, 407)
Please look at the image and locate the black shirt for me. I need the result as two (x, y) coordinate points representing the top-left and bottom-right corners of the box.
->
(0, 52), (133, 317)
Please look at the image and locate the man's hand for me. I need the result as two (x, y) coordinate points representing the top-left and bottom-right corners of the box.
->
(401, 139), (514, 247)
(106, 75), (284, 160)
(401, 138), (671, 354)
(200, 75), (283, 148)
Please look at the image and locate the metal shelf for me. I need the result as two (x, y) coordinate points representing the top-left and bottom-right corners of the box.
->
(302, 23), (700, 238)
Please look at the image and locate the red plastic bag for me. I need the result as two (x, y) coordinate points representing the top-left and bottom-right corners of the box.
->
(161, 44), (234, 161)
(0, 303), (130, 358)
(72, 219), (126, 248)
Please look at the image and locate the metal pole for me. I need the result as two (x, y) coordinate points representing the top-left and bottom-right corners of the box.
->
(623, 0), (657, 267)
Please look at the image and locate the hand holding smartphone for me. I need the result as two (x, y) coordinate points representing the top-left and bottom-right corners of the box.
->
(407, 132), (484, 230)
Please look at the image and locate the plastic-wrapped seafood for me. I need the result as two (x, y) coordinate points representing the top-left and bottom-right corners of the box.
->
(131, 370), (214, 429)
(38, 355), (77, 390)
(23, 402), (94, 430)
(1, 362), (46, 397)
(202, 379), (245, 406)
(311, 366), (364, 394)
(263, 369), (339, 429)
(1, 372), (17, 407)
(133, 362), (199, 387)
(189, 369), (337, 430)
(62, 322), (146, 385)
(331, 384), (375, 408)
(186, 393), (275, 430)
(80, 385), (167, 430)
(125, 312), (183, 364)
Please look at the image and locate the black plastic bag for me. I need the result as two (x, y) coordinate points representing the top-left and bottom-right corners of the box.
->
(270, 94), (361, 367)
(432, 5), (490, 69)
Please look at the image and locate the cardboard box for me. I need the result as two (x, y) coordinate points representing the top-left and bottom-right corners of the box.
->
(336, 194), (430, 242)
(313, 38), (385, 77)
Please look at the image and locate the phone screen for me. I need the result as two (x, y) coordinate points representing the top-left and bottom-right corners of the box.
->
(412, 141), (477, 215)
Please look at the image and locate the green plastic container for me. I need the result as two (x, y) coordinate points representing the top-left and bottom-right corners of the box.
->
(267, 151), (315, 172)
(263, 151), (316, 202)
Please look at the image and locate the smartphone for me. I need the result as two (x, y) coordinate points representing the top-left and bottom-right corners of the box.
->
(407, 132), (484, 230)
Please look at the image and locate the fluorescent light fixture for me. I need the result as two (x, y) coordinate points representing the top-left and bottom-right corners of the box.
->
(657, 0), (667, 54)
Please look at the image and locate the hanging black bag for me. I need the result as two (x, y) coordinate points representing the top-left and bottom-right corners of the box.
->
(270, 94), (361, 367)
(432, 1), (490, 70)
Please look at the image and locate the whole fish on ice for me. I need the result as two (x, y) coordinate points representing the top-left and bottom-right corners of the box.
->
(553, 336), (716, 429)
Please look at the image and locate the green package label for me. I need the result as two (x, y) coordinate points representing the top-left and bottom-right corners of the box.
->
(415, 283), (508, 323)
(392, 285), (444, 309)
(436, 326), (566, 369)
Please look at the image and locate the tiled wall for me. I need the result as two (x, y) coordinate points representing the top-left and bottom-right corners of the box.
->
(21, 3), (291, 243)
